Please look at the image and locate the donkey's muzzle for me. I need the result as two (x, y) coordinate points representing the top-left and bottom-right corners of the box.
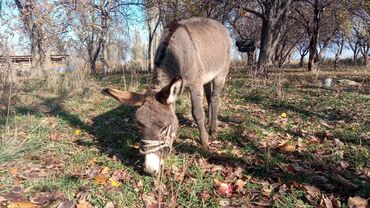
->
(143, 153), (162, 176)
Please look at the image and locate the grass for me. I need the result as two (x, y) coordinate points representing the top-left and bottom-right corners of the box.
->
(0, 67), (369, 207)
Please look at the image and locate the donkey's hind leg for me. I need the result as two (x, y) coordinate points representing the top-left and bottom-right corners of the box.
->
(190, 85), (209, 149)
(204, 82), (212, 132)
(209, 75), (227, 137)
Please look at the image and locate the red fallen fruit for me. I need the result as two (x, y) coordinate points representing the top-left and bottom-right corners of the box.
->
(214, 179), (233, 197)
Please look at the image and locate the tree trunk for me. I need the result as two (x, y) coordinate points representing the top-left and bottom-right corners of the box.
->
(364, 54), (368, 66)
(14, 0), (45, 76)
(147, 34), (153, 72)
(102, 45), (110, 76)
(300, 54), (305, 67)
(247, 50), (255, 65)
(307, 36), (317, 71)
(258, 19), (273, 66)
(30, 23), (45, 76)
(334, 38), (344, 71)
(362, 50), (369, 66)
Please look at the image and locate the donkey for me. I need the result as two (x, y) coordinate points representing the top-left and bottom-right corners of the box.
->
(103, 17), (232, 175)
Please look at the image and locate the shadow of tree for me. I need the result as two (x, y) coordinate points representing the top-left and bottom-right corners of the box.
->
(174, 123), (370, 200)
(14, 95), (145, 172)
(12, 74), (369, 203)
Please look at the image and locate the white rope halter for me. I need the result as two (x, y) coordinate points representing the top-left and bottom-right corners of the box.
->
(140, 125), (175, 155)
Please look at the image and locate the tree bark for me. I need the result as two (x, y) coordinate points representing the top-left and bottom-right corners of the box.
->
(334, 37), (344, 70)
(247, 50), (255, 65)
(300, 55), (305, 67)
(146, 8), (161, 73)
(361, 46), (369, 66)
(307, 1), (321, 71)
(258, 18), (273, 66)
(14, 0), (45, 75)
(243, 0), (293, 67)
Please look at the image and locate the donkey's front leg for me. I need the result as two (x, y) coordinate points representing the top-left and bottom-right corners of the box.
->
(190, 86), (209, 148)
(209, 75), (226, 136)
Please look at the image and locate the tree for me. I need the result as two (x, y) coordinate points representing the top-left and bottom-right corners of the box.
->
(344, 0), (370, 66)
(14, 0), (46, 75)
(145, 0), (161, 72)
(131, 30), (145, 69)
(229, 12), (261, 65)
(296, 39), (309, 67)
(294, 0), (336, 71)
(274, 19), (304, 68)
(241, 0), (293, 67)
(71, 0), (143, 74)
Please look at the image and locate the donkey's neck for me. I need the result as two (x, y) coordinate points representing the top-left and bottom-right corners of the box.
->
(147, 68), (172, 94)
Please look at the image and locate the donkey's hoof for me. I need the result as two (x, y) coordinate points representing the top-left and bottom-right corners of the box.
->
(201, 141), (209, 149)
(209, 132), (217, 139)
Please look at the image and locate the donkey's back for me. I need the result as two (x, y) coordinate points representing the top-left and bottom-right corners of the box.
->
(152, 18), (232, 148)
(151, 18), (232, 91)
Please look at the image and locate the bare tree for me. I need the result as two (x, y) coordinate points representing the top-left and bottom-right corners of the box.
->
(240, 0), (293, 67)
(71, 0), (143, 75)
(229, 12), (261, 65)
(294, 0), (336, 71)
(296, 38), (309, 67)
(145, 0), (161, 72)
(274, 20), (304, 68)
(344, 0), (369, 66)
(14, 0), (45, 75)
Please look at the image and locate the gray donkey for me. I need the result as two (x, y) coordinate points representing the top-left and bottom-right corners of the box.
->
(103, 17), (232, 175)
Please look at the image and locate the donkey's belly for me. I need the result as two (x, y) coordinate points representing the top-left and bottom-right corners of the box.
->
(202, 70), (219, 84)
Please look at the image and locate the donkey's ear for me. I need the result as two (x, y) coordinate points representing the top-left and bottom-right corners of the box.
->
(156, 75), (183, 105)
(102, 88), (145, 107)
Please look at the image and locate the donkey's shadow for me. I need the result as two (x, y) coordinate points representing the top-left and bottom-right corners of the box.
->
(89, 104), (144, 170)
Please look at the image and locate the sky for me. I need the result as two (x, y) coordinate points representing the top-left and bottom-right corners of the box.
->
(0, 1), (356, 62)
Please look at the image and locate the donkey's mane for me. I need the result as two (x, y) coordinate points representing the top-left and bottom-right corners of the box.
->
(155, 20), (180, 67)
(155, 20), (197, 68)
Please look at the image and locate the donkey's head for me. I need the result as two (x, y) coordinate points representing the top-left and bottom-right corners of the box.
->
(102, 76), (183, 175)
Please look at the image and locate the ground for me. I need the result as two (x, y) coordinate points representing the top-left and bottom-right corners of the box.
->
(0, 67), (369, 208)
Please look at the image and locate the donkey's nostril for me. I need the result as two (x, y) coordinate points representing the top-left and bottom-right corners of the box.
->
(143, 153), (162, 176)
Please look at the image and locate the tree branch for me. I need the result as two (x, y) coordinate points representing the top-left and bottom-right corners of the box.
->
(241, 6), (264, 19)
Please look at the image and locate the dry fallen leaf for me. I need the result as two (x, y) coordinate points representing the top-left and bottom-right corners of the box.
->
(348, 196), (368, 208)
(199, 190), (211, 201)
(130, 143), (140, 149)
(279, 142), (296, 152)
(234, 179), (245, 195)
(56, 200), (75, 208)
(93, 175), (108, 185)
(48, 133), (61, 142)
(287, 163), (307, 173)
(142, 193), (158, 208)
(320, 195), (333, 208)
(281, 112), (287, 118)
(304, 185), (321, 204)
(74, 129), (82, 135)
(219, 199), (230, 207)
(100, 167), (110, 175)
(109, 178), (121, 187)
(104, 201), (115, 208)
(137, 180), (143, 189)
(333, 174), (358, 189)
(76, 199), (90, 208)
(231, 148), (242, 158)
(7, 202), (39, 208)
(9, 168), (18, 176)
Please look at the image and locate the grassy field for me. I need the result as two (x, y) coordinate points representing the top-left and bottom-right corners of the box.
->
(0, 67), (369, 207)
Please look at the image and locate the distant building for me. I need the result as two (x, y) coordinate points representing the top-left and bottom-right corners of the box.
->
(0, 55), (69, 65)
